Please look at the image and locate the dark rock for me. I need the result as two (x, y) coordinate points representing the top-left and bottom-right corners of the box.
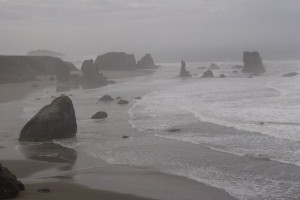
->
(99, 95), (114, 102)
(168, 128), (181, 132)
(0, 164), (24, 199)
(232, 65), (243, 69)
(81, 59), (95, 79)
(35, 98), (41, 101)
(19, 96), (77, 142)
(122, 135), (129, 139)
(116, 97), (122, 100)
(232, 71), (239, 74)
(37, 188), (51, 193)
(91, 111), (108, 120)
(209, 63), (220, 70)
(94, 52), (137, 70)
(178, 60), (191, 77)
(49, 75), (55, 81)
(220, 74), (226, 78)
(201, 70), (214, 78)
(134, 97), (142, 100)
(137, 54), (160, 69)
(282, 72), (298, 77)
(242, 51), (266, 74)
(80, 59), (111, 88)
(197, 66), (206, 70)
(259, 122), (264, 125)
(31, 83), (38, 87)
(117, 99), (129, 105)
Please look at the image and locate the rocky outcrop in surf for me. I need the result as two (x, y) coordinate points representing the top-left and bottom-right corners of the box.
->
(201, 70), (214, 78)
(80, 59), (112, 88)
(242, 51), (266, 74)
(282, 72), (298, 77)
(19, 96), (77, 142)
(137, 54), (160, 69)
(209, 63), (220, 70)
(178, 60), (191, 77)
(94, 52), (137, 70)
(91, 111), (108, 119)
(0, 163), (25, 199)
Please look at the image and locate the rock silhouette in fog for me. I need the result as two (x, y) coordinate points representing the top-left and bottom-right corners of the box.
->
(19, 96), (77, 142)
(81, 59), (111, 88)
(94, 52), (137, 70)
(0, 164), (24, 199)
(242, 51), (266, 74)
(282, 72), (298, 77)
(220, 74), (226, 78)
(201, 70), (214, 78)
(178, 60), (191, 77)
(137, 54), (160, 69)
(209, 63), (220, 70)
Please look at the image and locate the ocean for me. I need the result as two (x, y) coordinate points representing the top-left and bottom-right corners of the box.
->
(13, 60), (300, 199)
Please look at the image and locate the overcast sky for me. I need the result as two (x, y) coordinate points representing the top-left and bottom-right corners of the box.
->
(1, 0), (300, 61)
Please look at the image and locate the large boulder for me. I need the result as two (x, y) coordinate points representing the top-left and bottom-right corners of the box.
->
(242, 51), (266, 74)
(202, 70), (214, 78)
(282, 72), (298, 77)
(19, 96), (77, 142)
(178, 60), (191, 77)
(94, 52), (137, 70)
(137, 54), (160, 69)
(91, 111), (108, 119)
(209, 63), (220, 70)
(0, 164), (24, 199)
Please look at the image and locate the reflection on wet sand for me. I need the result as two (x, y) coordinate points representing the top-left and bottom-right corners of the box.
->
(19, 142), (77, 171)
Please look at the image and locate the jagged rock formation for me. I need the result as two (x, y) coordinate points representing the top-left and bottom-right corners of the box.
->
(80, 59), (114, 88)
(202, 70), (214, 78)
(242, 51), (266, 74)
(91, 111), (108, 119)
(27, 50), (65, 57)
(19, 96), (77, 142)
(0, 164), (24, 199)
(0, 56), (77, 83)
(179, 60), (191, 77)
(137, 54), (160, 69)
(282, 72), (298, 77)
(94, 52), (137, 70)
(209, 63), (220, 70)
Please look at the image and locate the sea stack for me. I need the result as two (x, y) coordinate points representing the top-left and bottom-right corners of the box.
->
(19, 96), (77, 142)
(179, 60), (191, 77)
(242, 51), (266, 74)
(137, 54), (160, 69)
(94, 52), (137, 70)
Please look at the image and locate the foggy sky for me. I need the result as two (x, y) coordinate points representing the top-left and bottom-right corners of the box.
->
(1, 0), (300, 61)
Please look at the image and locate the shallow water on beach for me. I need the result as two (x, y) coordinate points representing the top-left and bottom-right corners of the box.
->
(5, 60), (300, 200)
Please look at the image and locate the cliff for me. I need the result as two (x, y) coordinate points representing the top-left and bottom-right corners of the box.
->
(0, 56), (77, 83)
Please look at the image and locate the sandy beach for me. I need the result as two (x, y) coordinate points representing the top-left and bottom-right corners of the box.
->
(0, 71), (238, 200)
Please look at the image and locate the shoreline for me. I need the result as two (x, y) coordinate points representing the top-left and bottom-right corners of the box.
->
(0, 71), (238, 200)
